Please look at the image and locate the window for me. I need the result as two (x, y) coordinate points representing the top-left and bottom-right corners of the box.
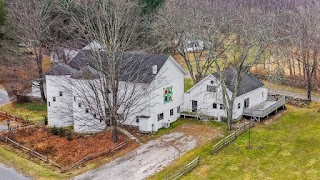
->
(48, 102), (50, 107)
(244, 98), (250, 108)
(136, 117), (139, 123)
(177, 106), (180, 113)
(59, 91), (63, 96)
(74, 96), (76, 102)
(78, 103), (81, 108)
(85, 108), (89, 113)
(53, 97), (56, 102)
(220, 104), (225, 110)
(170, 109), (174, 116)
(238, 103), (241, 109)
(158, 113), (164, 121)
(93, 114), (97, 118)
(99, 117), (102, 122)
(207, 85), (216, 92)
(213, 103), (217, 109)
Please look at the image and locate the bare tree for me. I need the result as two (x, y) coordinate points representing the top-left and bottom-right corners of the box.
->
(288, 0), (320, 100)
(56, 0), (165, 142)
(212, 1), (277, 130)
(150, 0), (236, 84)
(7, 0), (58, 102)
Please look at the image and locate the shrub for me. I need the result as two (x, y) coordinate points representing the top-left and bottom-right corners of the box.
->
(57, 127), (65, 137)
(66, 132), (72, 141)
(50, 126), (59, 135)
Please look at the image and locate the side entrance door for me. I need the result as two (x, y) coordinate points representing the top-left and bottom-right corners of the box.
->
(192, 100), (198, 112)
(244, 98), (249, 108)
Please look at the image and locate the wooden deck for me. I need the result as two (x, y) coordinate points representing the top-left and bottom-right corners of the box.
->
(243, 96), (286, 121)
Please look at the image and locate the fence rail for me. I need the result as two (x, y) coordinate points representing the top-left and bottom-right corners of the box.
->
(69, 139), (128, 170)
(212, 122), (254, 154)
(0, 134), (128, 171)
(164, 156), (200, 180)
(0, 135), (65, 170)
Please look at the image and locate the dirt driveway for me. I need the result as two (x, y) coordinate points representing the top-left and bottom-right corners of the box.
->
(74, 123), (222, 180)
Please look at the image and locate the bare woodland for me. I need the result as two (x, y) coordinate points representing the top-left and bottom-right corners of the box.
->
(1, 0), (320, 134)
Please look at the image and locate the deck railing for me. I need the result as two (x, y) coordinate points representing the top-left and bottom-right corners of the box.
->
(243, 97), (285, 118)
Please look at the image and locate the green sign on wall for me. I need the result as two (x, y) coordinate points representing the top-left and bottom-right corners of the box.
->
(164, 86), (173, 104)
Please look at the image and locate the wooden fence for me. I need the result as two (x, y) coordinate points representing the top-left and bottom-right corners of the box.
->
(212, 121), (254, 154)
(0, 112), (33, 126)
(69, 139), (128, 170)
(0, 134), (129, 171)
(0, 135), (65, 170)
(163, 156), (200, 180)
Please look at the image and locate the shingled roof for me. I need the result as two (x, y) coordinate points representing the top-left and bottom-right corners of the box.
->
(70, 65), (100, 79)
(212, 68), (264, 96)
(67, 50), (170, 83)
(46, 63), (77, 75)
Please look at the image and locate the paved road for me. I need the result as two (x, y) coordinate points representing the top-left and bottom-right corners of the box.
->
(0, 124), (7, 132)
(0, 163), (29, 180)
(0, 89), (10, 106)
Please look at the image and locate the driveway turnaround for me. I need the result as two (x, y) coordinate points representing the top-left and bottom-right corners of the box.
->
(74, 132), (197, 180)
(0, 163), (29, 180)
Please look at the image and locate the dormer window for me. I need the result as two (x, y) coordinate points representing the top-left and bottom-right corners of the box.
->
(59, 91), (63, 96)
(152, 65), (158, 75)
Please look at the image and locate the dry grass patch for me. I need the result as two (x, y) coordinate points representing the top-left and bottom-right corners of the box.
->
(7, 127), (134, 168)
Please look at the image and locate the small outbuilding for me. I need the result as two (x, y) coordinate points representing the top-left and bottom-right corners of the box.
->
(182, 68), (285, 121)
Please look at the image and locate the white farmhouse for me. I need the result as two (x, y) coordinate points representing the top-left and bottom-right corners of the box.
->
(46, 51), (187, 133)
(182, 68), (284, 121)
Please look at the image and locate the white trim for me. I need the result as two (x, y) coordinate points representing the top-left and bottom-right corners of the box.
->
(168, 56), (188, 75)
(186, 74), (217, 93)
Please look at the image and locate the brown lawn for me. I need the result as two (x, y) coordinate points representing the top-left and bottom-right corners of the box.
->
(8, 127), (131, 168)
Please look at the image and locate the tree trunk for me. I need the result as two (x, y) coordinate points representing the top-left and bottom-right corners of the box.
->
(112, 125), (118, 143)
(227, 106), (233, 130)
(35, 46), (46, 102)
(307, 77), (312, 101)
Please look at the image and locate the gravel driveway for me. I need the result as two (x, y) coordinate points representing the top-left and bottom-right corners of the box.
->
(74, 132), (197, 180)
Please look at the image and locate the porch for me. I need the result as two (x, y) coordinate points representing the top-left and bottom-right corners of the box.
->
(243, 95), (286, 122)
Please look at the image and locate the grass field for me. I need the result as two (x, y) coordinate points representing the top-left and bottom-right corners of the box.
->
(0, 102), (47, 123)
(149, 104), (320, 180)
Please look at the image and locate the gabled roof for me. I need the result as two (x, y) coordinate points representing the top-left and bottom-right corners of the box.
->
(186, 74), (216, 93)
(70, 65), (100, 79)
(46, 63), (77, 75)
(212, 68), (264, 96)
(68, 50), (171, 83)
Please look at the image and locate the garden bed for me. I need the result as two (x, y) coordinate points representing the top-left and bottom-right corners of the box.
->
(5, 127), (129, 168)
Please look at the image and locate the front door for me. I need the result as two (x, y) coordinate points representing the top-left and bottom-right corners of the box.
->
(192, 100), (198, 112)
